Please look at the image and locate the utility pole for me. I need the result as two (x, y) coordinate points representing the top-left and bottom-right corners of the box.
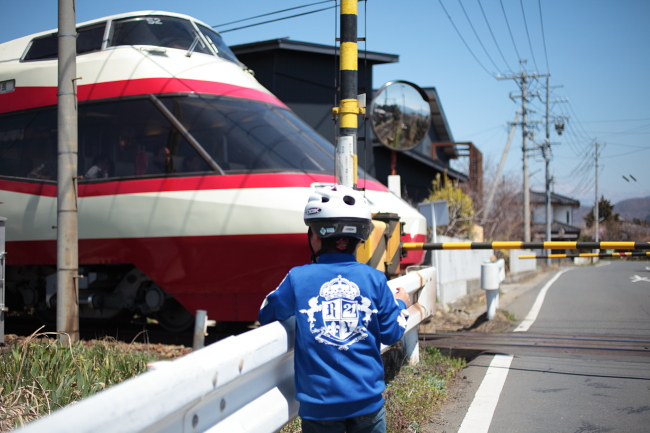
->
(594, 141), (601, 244)
(334, 0), (364, 188)
(57, 0), (79, 344)
(543, 76), (552, 266)
(541, 78), (568, 266)
(497, 61), (548, 242)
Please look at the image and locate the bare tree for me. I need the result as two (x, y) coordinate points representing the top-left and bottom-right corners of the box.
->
(463, 153), (523, 241)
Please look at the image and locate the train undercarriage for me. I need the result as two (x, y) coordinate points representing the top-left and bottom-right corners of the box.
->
(6, 265), (196, 332)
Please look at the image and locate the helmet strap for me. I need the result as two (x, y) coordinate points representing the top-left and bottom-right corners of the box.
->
(307, 228), (326, 263)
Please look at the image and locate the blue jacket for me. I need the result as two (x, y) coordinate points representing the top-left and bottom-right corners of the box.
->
(258, 253), (408, 421)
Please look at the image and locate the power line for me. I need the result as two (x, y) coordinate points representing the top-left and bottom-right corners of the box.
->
(519, 0), (539, 72)
(499, 0), (522, 61)
(438, 0), (495, 77)
(457, 0), (504, 75)
(537, 0), (550, 73)
(213, 0), (334, 27)
(478, 0), (514, 74)
(218, 5), (337, 33)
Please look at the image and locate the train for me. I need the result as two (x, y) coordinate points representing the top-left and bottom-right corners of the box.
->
(0, 11), (426, 331)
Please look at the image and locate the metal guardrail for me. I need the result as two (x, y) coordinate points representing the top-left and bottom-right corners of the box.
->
(17, 266), (436, 433)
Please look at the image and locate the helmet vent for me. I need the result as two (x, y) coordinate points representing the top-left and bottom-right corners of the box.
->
(321, 197), (330, 203)
(343, 196), (356, 206)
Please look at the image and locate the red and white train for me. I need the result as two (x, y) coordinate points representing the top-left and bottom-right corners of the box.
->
(0, 11), (426, 330)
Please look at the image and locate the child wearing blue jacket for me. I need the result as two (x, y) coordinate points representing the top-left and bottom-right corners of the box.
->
(259, 185), (410, 433)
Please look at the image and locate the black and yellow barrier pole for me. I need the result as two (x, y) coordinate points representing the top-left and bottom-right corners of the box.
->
(519, 251), (650, 259)
(402, 241), (650, 251)
(332, 0), (364, 188)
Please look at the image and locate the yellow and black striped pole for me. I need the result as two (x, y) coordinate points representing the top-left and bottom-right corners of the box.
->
(519, 251), (650, 259)
(402, 241), (650, 251)
(332, 0), (364, 188)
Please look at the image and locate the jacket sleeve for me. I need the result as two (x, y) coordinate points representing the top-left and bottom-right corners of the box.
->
(375, 278), (409, 346)
(258, 272), (296, 325)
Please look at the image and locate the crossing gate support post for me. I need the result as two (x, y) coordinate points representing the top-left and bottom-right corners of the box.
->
(481, 258), (505, 320)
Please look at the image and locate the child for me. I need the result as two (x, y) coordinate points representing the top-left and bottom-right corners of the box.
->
(259, 184), (410, 433)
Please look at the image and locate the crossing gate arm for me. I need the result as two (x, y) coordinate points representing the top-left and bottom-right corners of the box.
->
(17, 267), (436, 433)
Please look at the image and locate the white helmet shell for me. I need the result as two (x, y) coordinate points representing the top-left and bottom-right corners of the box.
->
(304, 185), (373, 240)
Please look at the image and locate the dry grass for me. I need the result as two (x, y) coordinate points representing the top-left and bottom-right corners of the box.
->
(0, 330), (189, 432)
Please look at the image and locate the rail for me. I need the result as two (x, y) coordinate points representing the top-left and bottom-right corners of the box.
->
(17, 266), (436, 433)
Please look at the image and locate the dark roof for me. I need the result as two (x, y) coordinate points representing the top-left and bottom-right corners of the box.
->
(422, 87), (453, 143)
(529, 190), (580, 207)
(231, 38), (399, 64)
(402, 147), (469, 182)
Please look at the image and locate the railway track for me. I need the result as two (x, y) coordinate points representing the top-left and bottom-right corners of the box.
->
(420, 332), (650, 358)
(2, 315), (245, 347)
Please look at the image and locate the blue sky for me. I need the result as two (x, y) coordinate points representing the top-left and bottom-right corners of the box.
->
(1, 0), (648, 207)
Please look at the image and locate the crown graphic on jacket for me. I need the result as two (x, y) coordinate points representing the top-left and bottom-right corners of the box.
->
(319, 275), (361, 301)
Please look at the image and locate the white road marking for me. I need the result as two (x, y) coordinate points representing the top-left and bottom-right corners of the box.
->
(457, 354), (514, 433)
(514, 268), (573, 333)
(631, 275), (650, 283)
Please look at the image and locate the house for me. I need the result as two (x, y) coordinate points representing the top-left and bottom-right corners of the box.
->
(530, 190), (581, 241)
(231, 39), (472, 204)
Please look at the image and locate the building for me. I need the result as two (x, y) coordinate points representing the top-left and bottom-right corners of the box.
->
(231, 39), (471, 204)
(530, 190), (581, 241)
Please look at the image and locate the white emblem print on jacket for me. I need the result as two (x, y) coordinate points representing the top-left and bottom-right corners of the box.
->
(299, 275), (377, 350)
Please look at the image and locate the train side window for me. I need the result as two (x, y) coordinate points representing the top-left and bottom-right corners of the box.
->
(23, 24), (106, 61)
(78, 98), (210, 180)
(76, 26), (106, 54)
(23, 34), (57, 60)
(0, 109), (58, 180)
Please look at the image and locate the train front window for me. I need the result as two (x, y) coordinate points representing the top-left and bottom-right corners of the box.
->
(23, 24), (105, 61)
(109, 16), (211, 54)
(197, 25), (241, 65)
(160, 96), (335, 174)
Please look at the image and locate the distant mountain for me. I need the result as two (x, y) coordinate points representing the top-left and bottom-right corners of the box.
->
(574, 196), (650, 226)
(614, 196), (650, 222)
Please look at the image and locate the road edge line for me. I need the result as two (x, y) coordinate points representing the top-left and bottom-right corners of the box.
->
(457, 354), (514, 433)
(514, 267), (573, 332)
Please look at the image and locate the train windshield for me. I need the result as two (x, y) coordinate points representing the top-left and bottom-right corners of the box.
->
(109, 16), (214, 56)
(196, 24), (240, 65)
(160, 95), (335, 173)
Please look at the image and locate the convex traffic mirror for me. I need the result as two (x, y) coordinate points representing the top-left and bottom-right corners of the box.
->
(370, 81), (431, 151)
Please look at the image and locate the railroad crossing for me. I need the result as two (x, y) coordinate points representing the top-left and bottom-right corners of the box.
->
(423, 260), (650, 432)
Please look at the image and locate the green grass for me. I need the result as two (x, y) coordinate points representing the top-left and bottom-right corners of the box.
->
(0, 331), (167, 432)
(281, 346), (466, 433)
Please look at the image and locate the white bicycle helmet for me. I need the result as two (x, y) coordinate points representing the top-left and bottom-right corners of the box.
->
(304, 185), (373, 241)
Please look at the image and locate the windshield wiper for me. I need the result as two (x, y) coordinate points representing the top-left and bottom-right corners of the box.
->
(185, 31), (206, 57)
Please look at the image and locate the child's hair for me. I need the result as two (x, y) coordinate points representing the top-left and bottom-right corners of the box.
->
(321, 235), (360, 255)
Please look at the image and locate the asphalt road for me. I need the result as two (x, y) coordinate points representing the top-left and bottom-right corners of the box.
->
(429, 261), (650, 433)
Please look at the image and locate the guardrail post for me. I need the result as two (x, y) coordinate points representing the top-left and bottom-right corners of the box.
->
(481, 258), (505, 320)
(0, 217), (5, 345)
(402, 327), (419, 366)
(193, 310), (208, 351)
